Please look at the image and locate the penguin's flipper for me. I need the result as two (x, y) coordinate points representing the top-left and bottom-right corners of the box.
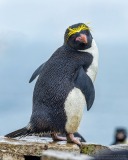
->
(74, 67), (95, 111)
(29, 62), (46, 83)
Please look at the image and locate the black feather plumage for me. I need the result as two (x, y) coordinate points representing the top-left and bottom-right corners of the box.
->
(30, 45), (93, 134)
(5, 23), (95, 138)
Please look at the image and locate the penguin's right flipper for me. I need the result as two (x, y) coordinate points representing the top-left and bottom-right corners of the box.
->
(74, 67), (95, 111)
(29, 62), (46, 83)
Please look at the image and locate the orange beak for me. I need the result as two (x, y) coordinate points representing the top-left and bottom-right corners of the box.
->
(76, 34), (88, 44)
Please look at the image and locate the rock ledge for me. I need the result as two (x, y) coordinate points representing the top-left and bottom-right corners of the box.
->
(0, 136), (128, 160)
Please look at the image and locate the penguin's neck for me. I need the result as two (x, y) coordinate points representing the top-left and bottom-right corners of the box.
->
(78, 39), (99, 82)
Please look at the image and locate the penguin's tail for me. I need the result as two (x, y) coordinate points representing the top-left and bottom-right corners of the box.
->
(5, 127), (31, 138)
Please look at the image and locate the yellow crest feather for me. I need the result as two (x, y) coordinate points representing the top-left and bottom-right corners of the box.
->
(66, 24), (90, 41)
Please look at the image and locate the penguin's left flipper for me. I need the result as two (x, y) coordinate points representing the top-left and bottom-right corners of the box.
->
(74, 67), (95, 111)
(29, 62), (46, 83)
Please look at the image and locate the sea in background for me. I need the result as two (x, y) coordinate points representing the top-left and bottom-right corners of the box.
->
(0, 0), (128, 146)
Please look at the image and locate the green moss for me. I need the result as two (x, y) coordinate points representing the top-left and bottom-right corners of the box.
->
(80, 143), (109, 155)
(81, 144), (96, 154)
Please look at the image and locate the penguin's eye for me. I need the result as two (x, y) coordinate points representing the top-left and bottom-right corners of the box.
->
(80, 30), (88, 35)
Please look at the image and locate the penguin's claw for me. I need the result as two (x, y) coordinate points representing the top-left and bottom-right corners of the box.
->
(66, 133), (81, 146)
(51, 133), (67, 141)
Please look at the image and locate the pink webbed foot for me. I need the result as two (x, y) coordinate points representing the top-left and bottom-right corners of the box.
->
(51, 133), (67, 141)
(66, 133), (81, 146)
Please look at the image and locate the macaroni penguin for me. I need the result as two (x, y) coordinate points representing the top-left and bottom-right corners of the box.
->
(5, 23), (99, 145)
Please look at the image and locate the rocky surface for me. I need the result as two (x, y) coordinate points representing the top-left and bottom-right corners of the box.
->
(0, 136), (128, 160)
(0, 136), (79, 159)
(41, 150), (93, 160)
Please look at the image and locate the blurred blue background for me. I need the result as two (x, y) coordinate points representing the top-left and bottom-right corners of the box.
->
(0, 0), (128, 145)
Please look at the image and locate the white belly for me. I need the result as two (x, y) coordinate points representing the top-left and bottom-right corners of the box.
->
(64, 87), (86, 133)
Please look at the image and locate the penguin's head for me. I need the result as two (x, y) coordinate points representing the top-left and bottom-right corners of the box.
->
(64, 23), (93, 50)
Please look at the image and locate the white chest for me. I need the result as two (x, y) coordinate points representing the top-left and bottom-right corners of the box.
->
(79, 39), (99, 82)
